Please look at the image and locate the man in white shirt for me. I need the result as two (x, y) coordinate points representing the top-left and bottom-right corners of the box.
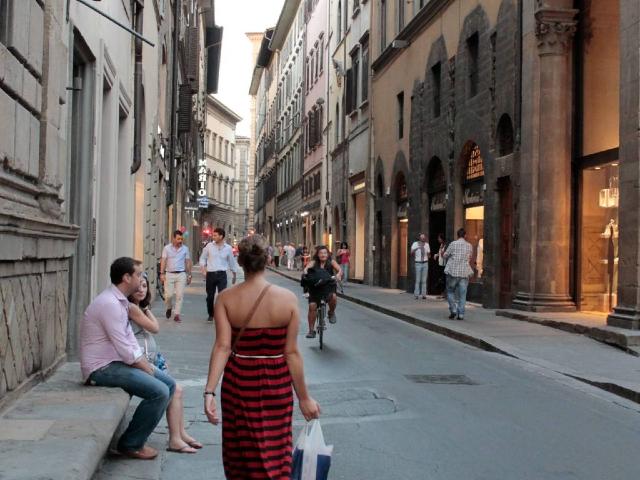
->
(199, 227), (238, 322)
(410, 233), (431, 299)
(284, 243), (296, 270)
(160, 230), (192, 323)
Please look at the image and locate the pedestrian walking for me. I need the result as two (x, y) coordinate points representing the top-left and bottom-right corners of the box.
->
(80, 257), (175, 460)
(433, 233), (447, 296)
(273, 242), (281, 268)
(204, 235), (320, 479)
(443, 228), (474, 320)
(337, 241), (351, 282)
(285, 242), (296, 270)
(295, 244), (304, 270)
(128, 273), (202, 454)
(159, 230), (193, 323)
(199, 227), (238, 323)
(411, 233), (430, 299)
(266, 243), (274, 266)
(302, 245), (311, 269)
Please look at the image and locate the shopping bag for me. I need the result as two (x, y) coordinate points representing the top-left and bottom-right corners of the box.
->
(291, 420), (333, 480)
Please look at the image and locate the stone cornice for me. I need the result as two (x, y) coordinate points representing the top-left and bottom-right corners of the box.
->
(534, 6), (578, 56)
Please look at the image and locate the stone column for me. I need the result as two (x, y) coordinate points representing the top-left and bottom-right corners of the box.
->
(513, 3), (577, 311)
(608, 0), (640, 330)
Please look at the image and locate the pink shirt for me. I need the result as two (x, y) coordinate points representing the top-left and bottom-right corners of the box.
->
(80, 285), (143, 381)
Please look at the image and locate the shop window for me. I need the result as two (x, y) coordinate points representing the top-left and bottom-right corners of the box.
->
(580, 162), (619, 313)
(461, 142), (484, 283)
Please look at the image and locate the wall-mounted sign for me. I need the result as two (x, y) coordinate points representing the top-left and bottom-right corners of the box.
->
(197, 159), (207, 198)
(430, 191), (447, 212)
(463, 181), (484, 207)
(184, 203), (198, 212)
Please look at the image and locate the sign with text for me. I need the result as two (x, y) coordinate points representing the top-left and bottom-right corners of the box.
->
(197, 158), (208, 201)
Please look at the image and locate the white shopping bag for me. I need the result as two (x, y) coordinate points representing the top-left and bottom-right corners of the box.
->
(291, 420), (333, 480)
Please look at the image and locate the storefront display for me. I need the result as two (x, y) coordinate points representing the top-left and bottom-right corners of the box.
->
(580, 163), (619, 313)
(462, 143), (485, 283)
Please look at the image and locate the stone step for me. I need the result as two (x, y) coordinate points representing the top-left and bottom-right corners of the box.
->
(0, 362), (130, 480)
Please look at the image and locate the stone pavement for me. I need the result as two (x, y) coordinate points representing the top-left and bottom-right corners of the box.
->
(270, 266), (640, 404)
(0, 362), (130, 480)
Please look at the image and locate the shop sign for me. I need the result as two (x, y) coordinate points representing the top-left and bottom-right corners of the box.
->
(198, 197), (209, 209)
(184, 203), (198, 212)
(463, 182), (484, 206)
(397, 201), (408, 219)
(430, 191), (447, 212)
(197, 159), (207, 199)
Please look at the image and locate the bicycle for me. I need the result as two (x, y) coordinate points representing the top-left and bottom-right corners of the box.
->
(312, 276), (337, 350)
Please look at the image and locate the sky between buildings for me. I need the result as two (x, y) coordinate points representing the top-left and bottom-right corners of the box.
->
(214, 0), (285, 137)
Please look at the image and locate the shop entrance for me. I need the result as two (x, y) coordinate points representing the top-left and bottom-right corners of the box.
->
(426, 157), (447, 294)
(579, 162), (619, 313)
(396, 172), (409, 289)
(461, 142), (485, 291)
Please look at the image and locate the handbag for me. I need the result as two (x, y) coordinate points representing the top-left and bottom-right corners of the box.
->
(291, 420), (333, 480)
(231, 284), (272, 354)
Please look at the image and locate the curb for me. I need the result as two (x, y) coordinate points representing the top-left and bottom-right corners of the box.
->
(268, 267), (640, 405)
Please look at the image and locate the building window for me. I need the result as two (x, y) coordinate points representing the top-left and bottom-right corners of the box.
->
(319, 36), (324, 73)
(432, 62), (441, 118)
(361, 44), (369, 103)
(397, 0), (404, 33)
(335, 103), (340, 144)
(351, 49), (360, 110)
(397, 91), (404, 139)
(380, 0), (387, 51)
(467, 32), (479, 98)
(0, 0), (9, 45)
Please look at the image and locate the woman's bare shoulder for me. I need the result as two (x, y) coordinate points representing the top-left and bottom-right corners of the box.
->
(268, 284), (298, 303)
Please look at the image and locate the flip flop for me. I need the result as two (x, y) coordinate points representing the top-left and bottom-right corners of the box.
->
(187, 440), (203, 449)
(166, 445), (197, 454)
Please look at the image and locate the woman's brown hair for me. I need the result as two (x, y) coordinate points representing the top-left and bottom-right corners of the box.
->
(238, 235), (268, 274)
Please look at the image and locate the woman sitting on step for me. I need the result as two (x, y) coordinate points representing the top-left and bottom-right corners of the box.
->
(128, 272), (203, 454)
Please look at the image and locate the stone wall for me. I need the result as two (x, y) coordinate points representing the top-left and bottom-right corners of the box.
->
(0, 0), (78, 404)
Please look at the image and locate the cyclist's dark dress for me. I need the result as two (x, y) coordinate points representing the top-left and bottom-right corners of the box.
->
(222, 326), (293, 479)
(303, 261), (336, 305)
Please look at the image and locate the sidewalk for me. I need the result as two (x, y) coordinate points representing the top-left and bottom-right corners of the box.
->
(270, 267), (640, 404)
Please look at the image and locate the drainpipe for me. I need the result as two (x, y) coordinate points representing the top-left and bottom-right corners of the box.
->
(169, 0), (181, 231)
(131, 0), (143, 174)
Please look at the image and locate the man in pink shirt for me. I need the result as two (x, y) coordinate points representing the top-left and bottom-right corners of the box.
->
(80, 257), (175, 460)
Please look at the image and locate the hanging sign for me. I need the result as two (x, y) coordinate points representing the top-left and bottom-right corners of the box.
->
(197, 159), (208, 198)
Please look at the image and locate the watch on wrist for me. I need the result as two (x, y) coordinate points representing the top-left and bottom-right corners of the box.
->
(203, 391), (216, 398)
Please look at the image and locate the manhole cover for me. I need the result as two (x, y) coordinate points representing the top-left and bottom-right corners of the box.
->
(405, 374), (477, 385)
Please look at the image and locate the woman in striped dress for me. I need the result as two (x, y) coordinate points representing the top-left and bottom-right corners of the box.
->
(204, 235), (320, 479)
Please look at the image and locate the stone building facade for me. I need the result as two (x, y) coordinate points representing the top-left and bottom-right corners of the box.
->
(200, 96), (244, 242)
(370, 0), (519, 303)
(0, 0), (220, 406)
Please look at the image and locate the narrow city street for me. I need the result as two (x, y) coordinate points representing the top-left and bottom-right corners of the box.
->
(94, 272), (640, 480)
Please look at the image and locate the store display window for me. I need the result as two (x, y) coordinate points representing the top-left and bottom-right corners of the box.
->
(580, 162), (619, 313)
(461, 143), (484, 283)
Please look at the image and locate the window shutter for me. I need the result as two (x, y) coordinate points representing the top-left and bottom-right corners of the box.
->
(187, 26), (199, 92)
(309, 110), (317, 147)
(178, 84), (193, 134)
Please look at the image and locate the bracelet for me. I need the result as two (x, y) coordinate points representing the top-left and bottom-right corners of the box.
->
(203, 391), (216, 397)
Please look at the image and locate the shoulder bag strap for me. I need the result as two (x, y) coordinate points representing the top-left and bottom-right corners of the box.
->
(231, 284), (272, 354)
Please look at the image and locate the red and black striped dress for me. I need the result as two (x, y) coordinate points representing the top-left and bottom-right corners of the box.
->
(221, 326), (293, 479)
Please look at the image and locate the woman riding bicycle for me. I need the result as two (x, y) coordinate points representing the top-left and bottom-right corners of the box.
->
(302, 245), (342, 338)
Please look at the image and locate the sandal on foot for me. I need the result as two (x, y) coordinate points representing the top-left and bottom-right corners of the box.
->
(166, 445), (198, 454)
(186, 440), (203, 449)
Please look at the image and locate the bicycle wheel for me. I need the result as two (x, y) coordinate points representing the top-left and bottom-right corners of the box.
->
(317, 303), (325, 350)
